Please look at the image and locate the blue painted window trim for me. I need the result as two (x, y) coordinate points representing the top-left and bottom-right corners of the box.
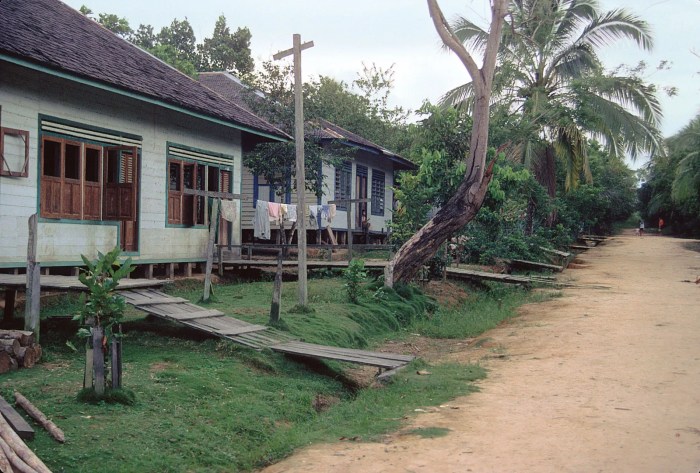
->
(371, 169), (385, 216)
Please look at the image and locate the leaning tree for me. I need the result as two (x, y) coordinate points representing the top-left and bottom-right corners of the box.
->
(388, 0), (508, 284)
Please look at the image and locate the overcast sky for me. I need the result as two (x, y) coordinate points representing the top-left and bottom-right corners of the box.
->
(64, 0), (698, 141)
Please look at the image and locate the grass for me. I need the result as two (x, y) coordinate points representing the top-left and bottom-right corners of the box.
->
(0, 275), (539, 472)
(410, 284), (556, 339)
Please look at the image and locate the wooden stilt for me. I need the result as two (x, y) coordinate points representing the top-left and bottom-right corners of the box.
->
(25, 215), (40, 342)
(185, 263), (193, 278)
(145, 264), (154, 279)
(269, 253), (283, 324)
(166, 263), (175, 279)
(203, 199), (220, 302)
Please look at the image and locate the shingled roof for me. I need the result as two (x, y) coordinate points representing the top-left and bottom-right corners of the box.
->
(0, 0), (288, 140)
(199, 72), (416, 171)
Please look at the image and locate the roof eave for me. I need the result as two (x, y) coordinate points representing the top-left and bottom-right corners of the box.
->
(1, 53), (290, 142)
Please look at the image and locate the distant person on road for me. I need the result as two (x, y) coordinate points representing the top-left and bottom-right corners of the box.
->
(639, 219), (645, 236)
(659, 217), (664, 233)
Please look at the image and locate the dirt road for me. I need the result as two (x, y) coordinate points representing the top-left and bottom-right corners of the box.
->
(262, 233), (700, 473)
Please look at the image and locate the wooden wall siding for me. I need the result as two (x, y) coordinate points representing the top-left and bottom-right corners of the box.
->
(0, 62), (242, 265)
(323, 156), (394, 233)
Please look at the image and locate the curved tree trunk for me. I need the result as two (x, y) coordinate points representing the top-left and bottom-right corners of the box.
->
(389, 0), (507, 284)
(390, 160), (495, 283)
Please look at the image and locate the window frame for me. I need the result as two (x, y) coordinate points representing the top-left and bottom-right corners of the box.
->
(167, 157), (232, 227)
(371, 169), (385, 216)
(334, 161), (352, 210)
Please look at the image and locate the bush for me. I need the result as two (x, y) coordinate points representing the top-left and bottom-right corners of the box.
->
(343, 259), (367, 303)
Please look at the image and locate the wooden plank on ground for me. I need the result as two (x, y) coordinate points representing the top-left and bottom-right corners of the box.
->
(509, 259), (563, 272)
(570, 244), (590, 251)
(216, 325), (268, 336)
(132, 297), (189, 306)
(269, 342), (405, 368)
(0, 396), (34, 440)
(170, 309), (225, 321)
(279, 341), (415, 362)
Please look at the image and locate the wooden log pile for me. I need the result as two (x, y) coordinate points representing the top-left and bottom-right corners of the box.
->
(0, 330), (42, 374)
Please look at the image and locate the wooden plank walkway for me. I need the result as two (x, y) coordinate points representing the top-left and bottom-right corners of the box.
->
(120, 289), (414, 375)
(0, 274), (163, 292)
(445, 267), (549, 287)
(509, 259), (564, 272)
(219, 259), (388, 269)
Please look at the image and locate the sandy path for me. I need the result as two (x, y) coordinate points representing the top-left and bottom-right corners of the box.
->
(261, 233), (700, 473)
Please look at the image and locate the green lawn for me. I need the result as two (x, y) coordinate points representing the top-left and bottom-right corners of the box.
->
(1, 275), (542, 472)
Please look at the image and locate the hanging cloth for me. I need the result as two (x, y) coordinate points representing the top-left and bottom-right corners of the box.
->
(220, 200), (237, 223)
(254, 200), (271, 239)
(286, 204), (298, 222)
(308, 205), (321, 218)
(268, 202), (282, 224)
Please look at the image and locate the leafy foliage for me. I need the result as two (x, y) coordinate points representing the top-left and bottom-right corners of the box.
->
(82, 6), (255, 78)
(75, 247), (134, 338)
(639, 113), (700, 236)
(343, 259), (367, 304)
(442, 0), (663, 191)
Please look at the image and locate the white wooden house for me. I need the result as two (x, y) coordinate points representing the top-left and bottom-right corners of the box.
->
(0, 0), (288, 274)
(199, 72), (416, 245)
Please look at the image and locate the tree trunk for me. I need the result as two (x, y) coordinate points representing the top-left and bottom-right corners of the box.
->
(390, 0), (507, 284)
(534, 145), (557, 227)
(0, 351), (12, 374)
(0, 436), (35, 473)
(14, 391), (65, 443)
(16, 346), (36, 368)
(391, 161), (495, 283)
(0, 330), (35, 346)
(0, 413), (52, 473)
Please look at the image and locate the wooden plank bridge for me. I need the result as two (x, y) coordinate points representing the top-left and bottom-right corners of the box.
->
(119, 288), (414, 377)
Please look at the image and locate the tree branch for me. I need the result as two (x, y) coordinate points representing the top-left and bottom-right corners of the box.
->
(427, 0), (484, 91)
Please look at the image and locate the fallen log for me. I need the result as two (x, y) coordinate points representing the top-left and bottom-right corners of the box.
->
(0, 338), (21, 356)
(0, 413), (51, 473)
(0, 437), (12, 473)
(0, 351), (13, 374)
(14, 392), (65, 443)
(0, 436), (37, 473)
(16, 346), (37, 369)
(0, 330), (35, 347)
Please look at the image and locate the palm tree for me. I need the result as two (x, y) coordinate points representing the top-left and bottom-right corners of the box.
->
(441, 0), (663, 197)
(669, 114), (700, 206)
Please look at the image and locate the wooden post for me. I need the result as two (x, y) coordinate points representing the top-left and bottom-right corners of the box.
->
(110, 325), (122, 389)
(145, 264), (154, 279)
(25, 214), (40, 342)
(84, 337), (93, 389)
(185, 262), (193, 278)
(203, 198), (220, 302)
(347, 203), (353, 259)
(269, 253), (283, 324)
(92, 326), (104, 395)
(274, 35), (314, 307)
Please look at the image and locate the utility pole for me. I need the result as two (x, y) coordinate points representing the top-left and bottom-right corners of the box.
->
(273, 34), (314, 306)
